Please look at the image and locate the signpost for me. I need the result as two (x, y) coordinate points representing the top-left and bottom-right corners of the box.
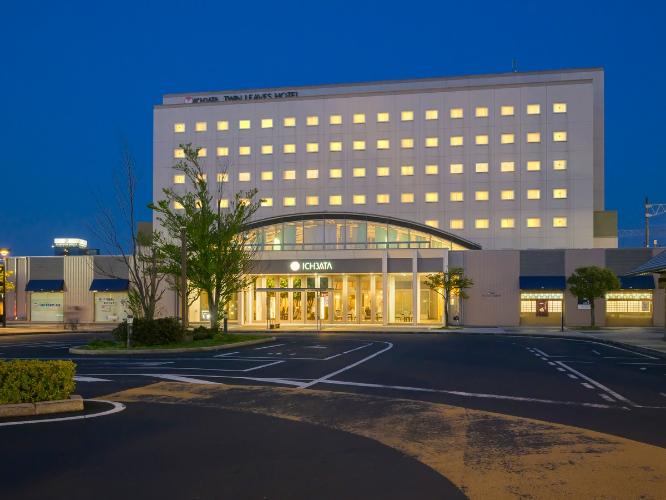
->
(126, 314), (134, 348)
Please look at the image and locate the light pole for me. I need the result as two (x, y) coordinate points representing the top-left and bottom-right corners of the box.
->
(0, 248), (10, 328)
(180, 228), (188, 329)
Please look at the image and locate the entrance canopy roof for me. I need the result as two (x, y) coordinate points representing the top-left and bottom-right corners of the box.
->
(628, 250), (666, 275)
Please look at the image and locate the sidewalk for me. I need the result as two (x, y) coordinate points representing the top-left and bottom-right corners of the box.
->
(0, 323), (114, 336)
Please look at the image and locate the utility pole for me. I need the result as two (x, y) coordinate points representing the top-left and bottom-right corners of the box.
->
(180, 227), (188, 329)
(645, 197), (650, 248)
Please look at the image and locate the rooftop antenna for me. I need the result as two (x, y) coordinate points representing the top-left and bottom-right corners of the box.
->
(512, 58), (518, 73)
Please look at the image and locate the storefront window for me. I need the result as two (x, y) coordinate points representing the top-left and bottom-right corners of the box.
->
(332, 277), (343, 321)
(30, 292), (64, 322)
(419, 278), (442, 322)
(361, 276), (371, 322)
(375, 276), (383, 322)
(605, 291), (653, 326)
(392, 275), (413, 323)
(292, 277), (302, 321)
(347, 276), (358, 321)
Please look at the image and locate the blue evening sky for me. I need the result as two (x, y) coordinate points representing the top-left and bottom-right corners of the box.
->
(1, 0), (664, 255)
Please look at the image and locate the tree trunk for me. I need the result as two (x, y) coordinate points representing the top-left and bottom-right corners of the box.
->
(590, 300), (596, 328)
(443, 291), (449, 328)
(209, 300), (219, 331)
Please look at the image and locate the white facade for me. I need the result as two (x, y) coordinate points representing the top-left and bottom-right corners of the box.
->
(153, 68), (608, 250)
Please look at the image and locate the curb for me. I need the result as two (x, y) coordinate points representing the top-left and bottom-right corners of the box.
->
(0, 395), (84, 418)
(68, 336), (277, 355)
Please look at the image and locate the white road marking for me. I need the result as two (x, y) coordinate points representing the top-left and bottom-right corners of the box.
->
(599, 394), (615, 403)
(567, 374), (579, 380)
(324, 343), (373, 360)
(547, 361), (556, 366)
(304, 345), (327, 349)
(319, 380), (617, 409)
(74, 375), (111, 382)
(581, 383), (594, 389)
(619, 362), (666, 366)
(213, 351), (239, 357)
(254, 344), (285, 350)
(0, 400), (125, 427)
(592, 350), (601, 355)
(533, 348), (550, 357)
(556, 367), (566, 372)
(135, 362), (174, 366)
(242, 361), (284, 372)
(555, 361), (637, 407)
(150, 374), (219, 385)
(299, 342), (393, 389)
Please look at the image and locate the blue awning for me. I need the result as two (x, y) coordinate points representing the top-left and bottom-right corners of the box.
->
(519, 276), (566, 290)
(89, 279), (129, 292)
(619, 275), (654, 289)
(25, 279), (64, 292)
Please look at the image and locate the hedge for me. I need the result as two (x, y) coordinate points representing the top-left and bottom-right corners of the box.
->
(112, 317), (184, 346)
(0, 360), (76, 404)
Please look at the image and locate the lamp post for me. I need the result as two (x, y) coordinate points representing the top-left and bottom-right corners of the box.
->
(0, 248), (10, 328)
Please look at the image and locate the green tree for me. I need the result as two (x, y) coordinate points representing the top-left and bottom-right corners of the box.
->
(0, 269), (15, 293)
(424, 267), (474, 327)
(567, 266), (620, 327)
(150, 144), (261, 329)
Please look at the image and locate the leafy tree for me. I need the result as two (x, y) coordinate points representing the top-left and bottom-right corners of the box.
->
(567, 266), (620, 327)
(0, 269), (15, 293)
(150, 143), (261, 330)
(424, 267), (474, 327)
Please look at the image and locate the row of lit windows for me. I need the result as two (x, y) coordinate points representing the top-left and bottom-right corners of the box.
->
(173, 103), (568, 133)
(174, 132), (567, 159)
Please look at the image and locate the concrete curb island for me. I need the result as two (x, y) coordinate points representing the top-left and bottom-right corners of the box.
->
(68, 336), (277, 355)
(0, 395), (84, 418)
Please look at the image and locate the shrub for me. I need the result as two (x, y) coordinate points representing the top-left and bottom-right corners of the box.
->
(112, 317), (184, 346)
(192, 326), (216, 340)
(0, 360), (76, 404)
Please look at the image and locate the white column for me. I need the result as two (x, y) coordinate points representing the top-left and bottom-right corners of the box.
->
(382, 252), (388, 325)
(412, 250), (418, 326)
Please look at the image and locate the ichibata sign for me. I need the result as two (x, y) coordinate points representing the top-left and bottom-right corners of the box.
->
(289, 260), (333, 272)
(184, 91), (298, 104)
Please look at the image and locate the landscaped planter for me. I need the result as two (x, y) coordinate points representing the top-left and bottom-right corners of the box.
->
(0, 395), (84, 418)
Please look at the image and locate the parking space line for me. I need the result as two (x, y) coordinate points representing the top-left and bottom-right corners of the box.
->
(214, 352), (239, 357)
(254, 343), (285, 350)
(554, 361), (637, 407)
(242, 361), (284, 372)
(150, 374), (219, 384)
(324, 343), (373, 360)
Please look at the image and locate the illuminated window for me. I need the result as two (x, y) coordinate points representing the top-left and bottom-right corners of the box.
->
(376, 194), (390, 204)
(261, 171), (273, 181)
(329, 195), (342, 206)
(475, 162), (489, 173)
(283, 197), (296, 207)
(450, 108), (463, 119)
(174, 123), (185, 133)
(527, 189), (541, 200)
(401, 110), (414, 121)
(306, 142), (319, 153)
(553, 159), (567, 170)
(219, 199), (229, 208)
(501, 133), (515, 144)
(216, 173), (228, 183)
(377, 112), (390, 123)
(283, 117), (296, 127)
(425, 137), (439, 148)
(261, 144), (273, 155)
(197, 148), (207, 158)
(401, 165), (414, 176)
(553, 188), (568, 199)
(553, 131), (567, 142)
(475, 190), (489, 201)
(239, 146), (251, 156)
(216, 147), (229, 157)
(283, 170), (296, 180)
(475, 134), (489, 145)
(306, 115), (319, 126)
(450, 191), (464, 202)
(353, 113), (366, 124)
(195, 122), (207, 132)
(376, 166), (390, 177)
(450, 136), (463, 146)
(306, 169), (319, 179)
(425, 220), (439, 228)
(526, 218), (542, 228)
(401, 193), (414, 203)
(173, 174), (185, 184)
(475, 218), (489, 229)
(401, 138), (414, 149)
(526, 104), (541, 115)
(174, 201), (184, 209)
(553, 102), (567, 113)
(217, 120), (229, 131)
(500, 105), (515, 116)
(475, 106), (489, 118)
(353, 140), (366, 151)
(501, 218), (515, 229)
(261, 118), (273, 129)
(283, 143), (296, 154)
(526, 160), (541, 171)
(329, 141), (343, 152)
(261, 197), (273, 207)
(501, 190), (515, 200)
(306, 196), (319, 206)
(425, 192), (439, 203)
(329, 168), (343, 179)
(553, 216), (568, 228)
(450, 219), (464, 229)
(526, 132), (541, 143)
(425, 164), (439, 175)
(239, 119), (251, 130)
(353, 167), (366, 177)
(425, 109), (439, 120)
(173, 148), (185, 158)
(353, 194), (366, 205)
(500, 161), (515, 172)
(329, 114), (342, 125)
(377, 139), (390, 150)
(238, 172), (251, 182)
(450, 163), (463, 174)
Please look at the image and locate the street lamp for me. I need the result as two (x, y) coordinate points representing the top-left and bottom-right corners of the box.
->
(0, 247), (10, 328)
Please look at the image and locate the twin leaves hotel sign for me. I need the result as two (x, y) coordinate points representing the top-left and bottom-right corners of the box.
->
(183, 91), (299, 104)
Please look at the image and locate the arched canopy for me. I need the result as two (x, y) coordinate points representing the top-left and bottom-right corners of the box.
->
(244, 212), (481, 251)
